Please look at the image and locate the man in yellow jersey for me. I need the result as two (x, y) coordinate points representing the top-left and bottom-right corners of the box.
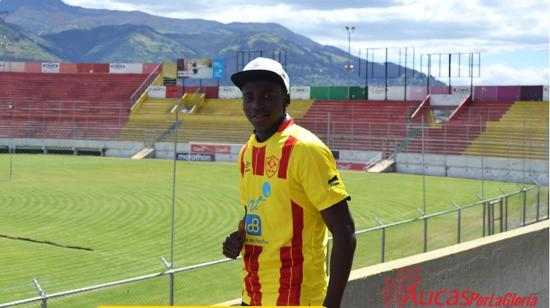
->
(222, 57), (356, 308)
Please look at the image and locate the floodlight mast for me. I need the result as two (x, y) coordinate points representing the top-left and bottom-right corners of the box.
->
(345, 26), (355, 72)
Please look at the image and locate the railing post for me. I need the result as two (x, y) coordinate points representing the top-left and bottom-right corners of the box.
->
(482, 201), (486, 237)
(504, 196), (508, 231)
(499, 198), (504, 233)
(452, 201), (461, 244)
(522, 188), (527, 226)
(374, 217), (385, 263)
(416, 208), (427, 252)
(33, 278), (47, 308)
(536, 185), (540, 222)
(161, 257), (174, 305)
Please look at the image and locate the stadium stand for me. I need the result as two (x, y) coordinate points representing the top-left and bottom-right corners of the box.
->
(296, 100), (420, 155)
(162, 99), (314, 144)
(0, 72), (149, 139)
(463, 101), (549, 159)
(404, 100), (515, 155)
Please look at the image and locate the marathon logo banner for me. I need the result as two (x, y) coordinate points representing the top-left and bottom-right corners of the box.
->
(176, 152), (216, 162)
(191, 143), (231, 154)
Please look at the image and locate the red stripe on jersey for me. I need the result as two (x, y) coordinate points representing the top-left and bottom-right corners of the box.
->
(277, 247), (292, 305)
(277, 201), (304, 305)
(240, 143), (249, 177)
(244, 244), (263, 305)
(252, 146), (266, 176)
(277, 117), (295, 132)
(277, 135), (297, 179)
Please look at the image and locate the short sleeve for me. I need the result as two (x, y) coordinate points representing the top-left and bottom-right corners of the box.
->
(296, 141), (350, 212)
(238, 143), (249, 207)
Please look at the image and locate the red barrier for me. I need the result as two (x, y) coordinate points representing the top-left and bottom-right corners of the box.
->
(337, 161), (367, 171)
(60, 63), (77, 73)
(77, 64), (95, 73)
(183, 86), (219, 98)
(93, 63), (109, 73)
(25, 62), (41, 73)
(166, 86), (183, 98)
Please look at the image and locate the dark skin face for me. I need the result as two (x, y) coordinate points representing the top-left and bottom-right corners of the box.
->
(241, 80), (290, 142)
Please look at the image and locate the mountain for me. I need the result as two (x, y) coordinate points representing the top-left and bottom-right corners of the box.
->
(43, 24), (198, 63)
(0, 0), (442, 86)
(0, 19), (60, 62)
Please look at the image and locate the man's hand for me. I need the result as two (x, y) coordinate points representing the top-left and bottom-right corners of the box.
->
(222, 220), (246, 259)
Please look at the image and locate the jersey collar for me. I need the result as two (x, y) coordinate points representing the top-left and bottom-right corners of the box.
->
(277, 114), (295, 132)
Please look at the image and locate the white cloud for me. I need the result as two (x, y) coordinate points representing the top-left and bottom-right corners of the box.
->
(476, 64), (549, 85)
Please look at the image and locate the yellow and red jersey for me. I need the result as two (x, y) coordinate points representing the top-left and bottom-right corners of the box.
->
(238, 115), (350, 306)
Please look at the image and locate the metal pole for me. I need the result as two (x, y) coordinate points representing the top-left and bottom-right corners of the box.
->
(384, 48), (388, 101)
(365, 49), (369, 100)
(404, 47), (408, 101)
(522, 189), (526, 226)
(169, 110), (178, 305)
(374, 217), (384, 263)
(448, 53), (452, 94)
(504, 196), (508, 231)
(452, 201), (461, 243)
(422, 116), (426, 214)
(479, 115), (485, 199)
(482, 202), (486, 237)
(381, 228), (385, 262)
(537, 185), (540, 222)
(33, 278), (47, 308)
(499, 198), (504, 232)
(423, 217), (428, 252)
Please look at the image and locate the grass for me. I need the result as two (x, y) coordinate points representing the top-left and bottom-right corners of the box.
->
(0, 154), (545, 307)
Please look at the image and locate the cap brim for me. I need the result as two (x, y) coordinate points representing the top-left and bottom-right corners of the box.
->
(231, 70), (286, 92)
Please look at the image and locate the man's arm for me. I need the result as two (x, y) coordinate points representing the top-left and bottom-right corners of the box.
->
(321, 199), (356, 308)
(222, 210), (247, 259)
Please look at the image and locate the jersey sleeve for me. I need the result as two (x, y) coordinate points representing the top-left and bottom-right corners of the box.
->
(238, 143), (249, 207)
(296, 141), (350, 212)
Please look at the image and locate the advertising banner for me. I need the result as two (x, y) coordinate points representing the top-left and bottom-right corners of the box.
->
(290, 86), (311, 100)
(387, 86), (405, 100)
(41, 63), (60, 73)
(148, 86), (166, 99)
(191, 143), (231, 154)
(177, 58), (213, 79)
(212, 58), (225, 79)
(176, 152), (216, 161)
(336, 161), (368, 171)
(368, 86), (386, 100)
(218, 86), (242, 99)
(110, 63), (143, 74)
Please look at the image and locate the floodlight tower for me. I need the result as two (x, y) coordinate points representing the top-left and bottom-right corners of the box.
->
(344, 26), (355, 72)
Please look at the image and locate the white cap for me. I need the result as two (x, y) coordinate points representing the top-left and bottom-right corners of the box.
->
(231, 57), (290, 94)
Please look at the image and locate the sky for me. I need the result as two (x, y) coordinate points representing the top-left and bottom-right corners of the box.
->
(62, 0), (549, 86)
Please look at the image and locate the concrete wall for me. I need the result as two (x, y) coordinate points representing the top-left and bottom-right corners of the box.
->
(396, 153), (549, 184)
(342, 221), (549, 308)
(0, 138), (143, 157)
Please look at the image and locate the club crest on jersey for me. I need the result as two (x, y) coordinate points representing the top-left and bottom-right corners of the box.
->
(265, 155), (279, 178)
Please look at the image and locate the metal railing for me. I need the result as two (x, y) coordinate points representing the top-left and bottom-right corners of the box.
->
(1, 185), (547, 308)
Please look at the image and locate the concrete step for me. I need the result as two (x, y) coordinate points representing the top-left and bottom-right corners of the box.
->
(367, 159), (395, 173)
(131, 147), (155, 160)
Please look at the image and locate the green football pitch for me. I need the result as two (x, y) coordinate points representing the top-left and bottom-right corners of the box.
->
(0, 154), (544, 307)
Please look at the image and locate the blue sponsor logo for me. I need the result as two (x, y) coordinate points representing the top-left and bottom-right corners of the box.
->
(247, 181), (271, 212)
(245, 214), (262, 236)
